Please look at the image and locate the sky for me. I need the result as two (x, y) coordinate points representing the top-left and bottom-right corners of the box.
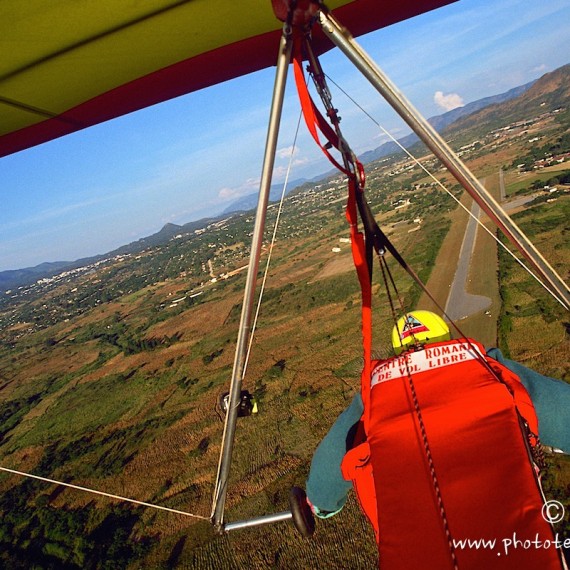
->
(1, 0), (569, 272)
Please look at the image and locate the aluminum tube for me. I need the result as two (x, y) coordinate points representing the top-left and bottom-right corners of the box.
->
(211, 27), (293, 531)
(224, 511), (293, 533)
(318, 10), (569, 310)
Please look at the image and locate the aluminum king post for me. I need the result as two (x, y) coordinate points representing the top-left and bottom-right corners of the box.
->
(317, 9), (570, 310)
(211, 24), (293, 533)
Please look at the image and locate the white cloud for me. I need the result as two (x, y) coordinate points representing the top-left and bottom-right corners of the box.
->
(218, 187), (241, 200)
(372, 127), (404, 143)
(532, 63), (547, 73)
(272, 166), (289, 180)
(293, 156), (309, 167)
(276, 145), (300, 159)
(434, 91), (465, 111)
(217, 178), (260, 201)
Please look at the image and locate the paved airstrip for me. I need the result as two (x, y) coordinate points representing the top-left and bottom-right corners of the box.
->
(444, 200), (492, 321)
(443, 175), (536, 323)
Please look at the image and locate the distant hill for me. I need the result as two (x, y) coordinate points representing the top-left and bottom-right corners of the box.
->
(443, 64), (570, 139)
(110, 217), (220, 254)
(359, 81), (535, 163)
(221, 178), (308, 214)
(0, 261), (72, 292)
(0, 217), (222, 292)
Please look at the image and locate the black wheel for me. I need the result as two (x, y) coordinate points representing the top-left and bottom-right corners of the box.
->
(289, 486), (315, 537)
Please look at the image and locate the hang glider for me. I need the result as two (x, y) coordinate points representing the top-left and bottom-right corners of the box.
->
(0, 0), (454, 158)
(3, 0), (568, 543)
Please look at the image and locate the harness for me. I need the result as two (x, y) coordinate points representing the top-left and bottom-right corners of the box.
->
(343, 341), (562, 569)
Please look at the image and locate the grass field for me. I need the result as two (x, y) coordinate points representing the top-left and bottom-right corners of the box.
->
(504, 166), (570, 196)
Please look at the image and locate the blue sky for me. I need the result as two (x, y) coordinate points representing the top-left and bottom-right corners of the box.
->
(1, 0), (569, 272)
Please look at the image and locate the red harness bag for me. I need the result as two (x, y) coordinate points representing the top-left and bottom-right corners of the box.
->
(343, 339), (565, 569)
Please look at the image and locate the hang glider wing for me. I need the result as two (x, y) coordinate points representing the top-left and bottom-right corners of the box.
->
(0, 0), (455, 158)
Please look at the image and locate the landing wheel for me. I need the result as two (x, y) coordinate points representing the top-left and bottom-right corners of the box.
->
(289, 486), (315, 537)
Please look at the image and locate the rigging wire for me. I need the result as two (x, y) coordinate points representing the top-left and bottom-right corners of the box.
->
(301, 50), (531, 559)
(242, 109), (304, 377)
(325, 74), (568, 309)
(298, 47), (524, 384)
(376, 246), (507, 390)
(401, 353), (460, 570)
(0, 466), (210, 521)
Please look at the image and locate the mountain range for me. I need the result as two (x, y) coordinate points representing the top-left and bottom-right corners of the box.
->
(221, 178), (309, 214)
(358, 81), (534, 163)
(2, 63), (568, 293)
(443, 63), (570, 138)
(219, 80), (540, 213)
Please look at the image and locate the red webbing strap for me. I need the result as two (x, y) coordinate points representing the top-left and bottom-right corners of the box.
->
(292, 36), (373, 427)
(346, 179), (373, 424)
(292, 36), (347, 175)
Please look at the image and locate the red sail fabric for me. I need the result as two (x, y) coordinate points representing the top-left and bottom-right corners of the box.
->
(343, 339), (564, 569)
(0, 0), (455, 158)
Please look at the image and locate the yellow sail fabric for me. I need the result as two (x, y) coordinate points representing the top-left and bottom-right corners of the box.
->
(0, 0), (454, 157)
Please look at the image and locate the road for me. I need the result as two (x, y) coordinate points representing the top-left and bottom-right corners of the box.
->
(444, 199), (492, 321)
(442, 170), (539, 322)
(499, 168), (506, 202)
(207, 259), (215, 279)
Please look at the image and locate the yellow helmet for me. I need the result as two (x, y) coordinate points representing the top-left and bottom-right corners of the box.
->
(391, 310), (451, 355)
